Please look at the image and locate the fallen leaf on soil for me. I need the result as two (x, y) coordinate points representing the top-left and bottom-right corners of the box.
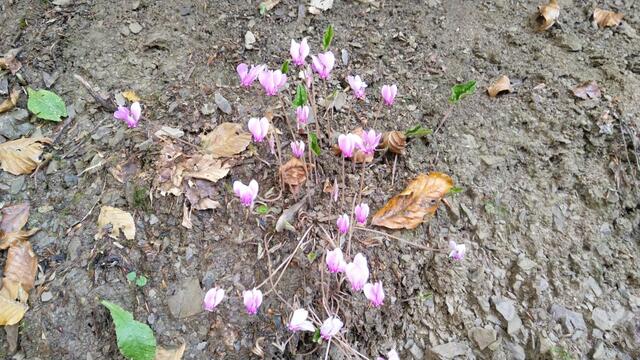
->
(3, 241), (37, 295)
(381, 131), (407, 155)
(0, 50), (22, 74)
(572, 81), (601, 100)
(184, 179), (221, 211)
(276, 196), (307, 232)
(371, 172), (454, 229)
(0, 137), (53, 175)
(593, 8), (623, 28)
(109, 159), (140, 184)
(536, 0), (559, 31)
(184, 155), (230, 183)
(0, 203), (30, 234)
(155, 342), (186, 360)
(0, 290), (28, 326)
(95, 206), (136, 240)
(487, 75), (512, 97)
(181, 203), (193, 229)
(122, 90), (141, 103)
(155, 126), (184, 139)
(154, 143), (186, 196)
(200, 122), (252, 158)
(0, 89), (20, 114)
(280, 157), (307, 191)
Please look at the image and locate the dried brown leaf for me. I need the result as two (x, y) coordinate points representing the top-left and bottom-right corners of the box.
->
(122, 90), (141, 103)
(155, 342), (186, 360)
(381, 131), (407, 154)
(0, 203), (30, 233)
(593, 8), (623, 28)
(0, 89), (20, 114)
(0, 137), (53, 175)
(184, 179), (221, 211)
(280, 157), (307, 190)
(0, 229), (38, 250)
(0, 52), (22, 75)
(487, 75), (512, 97)
(95, 206), (136, 240)
(184, 155), (230, 183)
(181, 203), (193, 229)
(572, 81), (601, 100)
(536, 0), (559, 31)
(0, 290), (27, 326)
(371, 172), (454, 229)
(3, 241), (37, 294)
(200, 122), (252, 158)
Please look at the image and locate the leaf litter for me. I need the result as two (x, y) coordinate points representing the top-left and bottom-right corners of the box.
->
(0, 88), (20, 114)
(536, 0), (559, 31)
(0, 136), (53, 175)
(487, 75), (512, 97)
(95, 206), (136, 240)
(592, 8), (623, 28)
(572, 81), (601, 100)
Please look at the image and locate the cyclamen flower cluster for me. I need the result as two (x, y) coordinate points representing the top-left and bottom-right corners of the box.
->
(113, 102), (142, 128)
(338, 130), (382, 158)
(202, 287), (264, 316)
(326, 250), (385, 307)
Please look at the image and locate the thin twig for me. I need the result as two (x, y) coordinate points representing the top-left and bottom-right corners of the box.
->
(257, 226), (313, 293)
(354, 226), (445, 252)
(73, 74), (116, 112)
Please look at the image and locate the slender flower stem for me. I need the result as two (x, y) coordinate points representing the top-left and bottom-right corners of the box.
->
(341, 157), (346, 196)
(433, 105), (454, 134)
(324, 339), (331, 360)
(347, 162), (366, 256)
(256, 226), (313, 291)
(372, 100), (383, 128)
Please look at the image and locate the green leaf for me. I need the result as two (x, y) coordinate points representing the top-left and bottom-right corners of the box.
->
(281, 60), (290, 74)
(405, 124), (433, 138)
(306, 251), (317, 262)
(101, 300), (156, 360)
(256, 204), (269, 215)
(448, 80), (476, 104)
(312, 328), (322, 343)
(292, 84), (308, 108)
(27, 88), (67, 122)
(308, 133), (321, 156)
(447, 186), (463, 195)
(135, 275), (148, 287)
(322, 24), (334, 51)
(259, 3), (267, 15)
(126, 272), (137, 282)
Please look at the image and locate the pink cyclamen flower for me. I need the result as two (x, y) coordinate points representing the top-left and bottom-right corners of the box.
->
(354, 203), (369, 225)
(287, 309), (315, 332)
(248, 117), (269, 142)
(345, 253), (369, 291)
(295, 105), (310, 128)
(358, 129), (382, 155)
(326, 248), (347, 273)
(320, 316), (343, 340)
(203, 287), (225, 312)
(347, 75), (367, 100)
(243, 288), (263, 315)
(259, 69), (287, 96)
(233, 179), (259, 208)
(336, 214), (350, 234)
(304, 67), (313, 88)
(311, 51), (335, 80)
(113, 102), (142, 128)
(449, 240), (466, 261)
(381, 84), (398, 106)
(291, 140), (305, 159)
(237, 63), (265, 87)
(337, 133), (362, 158)
(290, 38), (310, 66)
(363, 281), (385, 307)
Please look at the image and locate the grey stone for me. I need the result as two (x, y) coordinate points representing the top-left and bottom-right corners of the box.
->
(200, 103), (216, 115)
(129, 22), (143, 34)
(480, 155), (504, 166)
(460, 203), (477, 226)
(591, 307), (616, 331)
(504, 341), (525, 360)
(214, 93), (232, 114)
(244, 31), (256, 49)
(585, 276), (603, 298)
(408, 343), (424, 359)
(559, 33), (583, 52)
(428, 342), (468, 359)
(0, 109), (29, 139)
(9, 176), (25, 194)
(333, 92), (347, 111)
(550, 304), (586, 333)
(494, 297), (517, 321)
(469, 327), (497, 350)
(167, 277), (204, 318)
(0, 77), (8, 95)
(517, 254), (537, 272)
(41, 291), (53, 302)
(507, 315), (522, 335)
(63, 174), (78, 188)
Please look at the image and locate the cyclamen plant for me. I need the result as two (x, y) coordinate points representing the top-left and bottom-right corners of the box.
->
(211, 24), (468, 359)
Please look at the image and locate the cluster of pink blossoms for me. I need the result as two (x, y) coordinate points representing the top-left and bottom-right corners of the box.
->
(202, 287), (263, 315)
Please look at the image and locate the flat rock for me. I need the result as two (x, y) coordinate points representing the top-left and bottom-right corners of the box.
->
(494, 297), (517, 321)
(244, 31), (256, 50)
(469, 327), (497, 350)
(129, 22), (143, 34)
(550, 304), (586, 333)
(428, 342), (468, 359)
(214, 92), (232, 114)
(591, 307), (623, 331)
(0, 109), (30, 139)
(167, 277), (204, 318)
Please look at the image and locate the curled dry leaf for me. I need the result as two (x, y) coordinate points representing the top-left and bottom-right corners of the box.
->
(381, 131), (407, 155)
(572, 80), (601, 100)
(371, 172), (454, 229)
(593, 8), (623, 28)
(201, 122), (252, 158)
(0, 50), (22, 75)
(155, 142), (186, 196)
(184, 155), (230, 183)
(0, 89), (20, 114)
(536, 0), (559, 31)
(3, 241), (37, 295)
(0, 289), (27, 326)
(1, 203), (30, 233)
(155, 341), (186, 360)
(487, 75), (512, 97)
(0, 137), (53, 175)
(184, 179), (221, 211)
(280, 157), (307, 192)
(95, 206), (136, 240)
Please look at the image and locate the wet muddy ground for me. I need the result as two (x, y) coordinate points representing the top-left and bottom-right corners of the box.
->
(1, 0), (639, 359)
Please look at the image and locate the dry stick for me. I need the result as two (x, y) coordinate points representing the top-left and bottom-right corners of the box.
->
(391, 153), (398, 186)
(618, 118), (640, 193)
(257, 226), (313, 293)
(433, 105), (454, 135)
(354, 226), (446, 253)
(263, 235), (293, 310)
(347, 162), (367, 256)
(73, 74), (116, 112)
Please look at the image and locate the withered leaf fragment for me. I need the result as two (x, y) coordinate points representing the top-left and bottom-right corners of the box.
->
(0, 50), (22, 75)
(0, 89), (20, 114)
(487, 75), (512, 97)
(184, 155), (230, 183)
(371, 172), (453, 229)
(4, 241), (37, 295)
(0, 137), (53, 175)
(95, 206), (136, 240)
(155, 341), (186, 360)
(381, 131), (407, 154)
(200, 122), (252, 158)
(572, 81), (601, 100)
(536, 0), (560, 31)
(593, 8), (623, 28)
(280, 157), (307, 192)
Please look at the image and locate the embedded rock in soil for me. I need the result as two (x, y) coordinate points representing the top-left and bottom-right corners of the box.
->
(550, 304), (587, 334)
(428, 342), (469, 359)
(167, 277), (204, 318)
(215, 92), (232, 114)
(0, 109), (30, 139)
(469, 327), (497, 350)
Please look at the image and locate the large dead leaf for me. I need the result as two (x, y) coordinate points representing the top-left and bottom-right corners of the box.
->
(536, 0), (559, 31)
(487, 75), (512, 97)
(1, 203), (30, 233)
(0, 137), (52, 175)
(572, 81), (601, 100)
(371, 172), (453, 229)
(280, 157), (307, 193)
(200, 122), (251, 158)
(0, 290), (27, 326)
(3, 241), (37, 294)
(0, 89), (20, 114)
(0, 50), (22, 75)
(154, 143), (186, 196)
(184, 179), (221, 211)
(95, 206), (136, 240)
(155, 342), (186, 360)
(593, 8), (623, 28)
(184, 155), (230, 183)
